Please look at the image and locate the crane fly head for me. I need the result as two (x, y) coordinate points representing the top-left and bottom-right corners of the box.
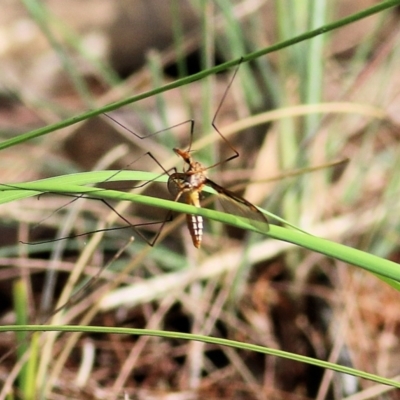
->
(173, 148), (192, 166)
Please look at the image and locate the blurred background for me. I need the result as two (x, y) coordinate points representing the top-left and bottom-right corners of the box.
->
(1, 1), (400, 399)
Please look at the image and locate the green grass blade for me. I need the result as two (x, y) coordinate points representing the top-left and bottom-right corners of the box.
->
(3, 325), (400, 390)
(3, 171), (399, 283)
(12, 280), (38, 399)
(0, 0), (398, 151)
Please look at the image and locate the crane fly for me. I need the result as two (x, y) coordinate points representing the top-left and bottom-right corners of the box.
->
(167, 147), (269, 248)
(18, 58), (341, 250)
(81, 58), (269, 249)
(95, 59), (270, 249)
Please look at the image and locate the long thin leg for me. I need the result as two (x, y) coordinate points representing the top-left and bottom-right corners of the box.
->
(20, 149), (178, 247)
(23, 191), (174, 247)
(104, 113), (195, 141)
(27, 151), (166, 230)
(206, 57), (244, 170)
(184, 119), (196, 153)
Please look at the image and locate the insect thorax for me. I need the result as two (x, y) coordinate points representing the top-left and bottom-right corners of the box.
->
(186, 161), (207, 190)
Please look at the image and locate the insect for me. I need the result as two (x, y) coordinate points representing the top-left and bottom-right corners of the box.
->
(85, 59), (269, 249)
(18, 59), (342, 250)
(168, 147), (269, 248)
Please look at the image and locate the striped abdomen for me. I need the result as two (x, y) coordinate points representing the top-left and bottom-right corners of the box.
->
(186, 213), (203, 248)
(185, 190), (203, 248)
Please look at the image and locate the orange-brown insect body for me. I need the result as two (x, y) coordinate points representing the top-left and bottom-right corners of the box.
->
(168, 148), (207, 248)
(168, 148), (269, 249)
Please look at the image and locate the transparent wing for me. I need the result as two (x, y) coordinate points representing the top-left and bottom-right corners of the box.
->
(205, 178), (269, 232)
